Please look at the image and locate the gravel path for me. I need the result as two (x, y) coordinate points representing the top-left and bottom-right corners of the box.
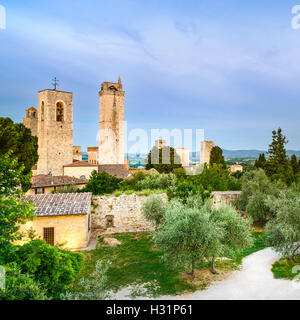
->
(116, 248), (300, 300)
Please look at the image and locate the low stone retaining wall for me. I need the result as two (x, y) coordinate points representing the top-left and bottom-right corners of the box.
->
(91, 191), (241, 236)
(211, 191), (242, 207)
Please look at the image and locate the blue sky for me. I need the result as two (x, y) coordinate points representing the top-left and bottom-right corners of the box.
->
(0, 0), (300, 152)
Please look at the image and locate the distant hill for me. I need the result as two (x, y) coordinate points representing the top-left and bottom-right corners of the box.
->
(191, 150), (300, 160)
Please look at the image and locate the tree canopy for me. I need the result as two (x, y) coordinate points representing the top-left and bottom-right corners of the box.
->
(209, 146), (226, 169)
(145, 146), (183, 174)
(0, 117), (38, 190)
(0, 153), (35, 264)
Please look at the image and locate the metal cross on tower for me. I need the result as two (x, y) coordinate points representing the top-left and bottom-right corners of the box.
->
(52, 77), (59, 90)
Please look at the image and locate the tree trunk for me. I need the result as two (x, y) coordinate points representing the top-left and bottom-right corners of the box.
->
(191, 259), (195, 277)
(211, 256), (218, 274)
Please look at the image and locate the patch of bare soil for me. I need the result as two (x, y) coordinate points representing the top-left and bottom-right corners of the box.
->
(180, 268), (233, 290)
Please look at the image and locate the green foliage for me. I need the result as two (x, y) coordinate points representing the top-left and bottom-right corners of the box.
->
(62, 260), (112, 300)
(16, 240), (84, 296)
(265, 190), (300, 260)
(0, 118), (38, 191)
(154, 198), (252, 274)
(167, 178), (210, 203)
(141, 195), (167, 229)
(210, 146), (226, 169)
(81, 170), (122, 195)
(235, 169), (284, 224)
(173, 167), (187, 178)
(265, 128), (294, 184)
(254, 153), (267, 170)
(52, 183), (79, 194)
(271, 256), (300, 280)
(119, 171), (176, 192)
(0, 263), (48, 300)
(290, 154), (299, 175)
(0, 153), (35, 265)
(145, 146), (183, 174)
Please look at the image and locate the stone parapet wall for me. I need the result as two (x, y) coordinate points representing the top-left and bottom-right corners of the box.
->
(92, 194), (168, 236)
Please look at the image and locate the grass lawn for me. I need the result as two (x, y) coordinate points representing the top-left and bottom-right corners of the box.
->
(271, 256), (300, 280)
(73, 231), (267, 298)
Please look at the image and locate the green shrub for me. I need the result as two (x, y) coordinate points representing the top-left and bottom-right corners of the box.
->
(265, 189), (300, 260)
(119, 172), (176, 192)
(141, 195), (167, 229)
(235, 169), (284, 224)
(0, 263), (48, 300)
(16, 240), (84, 296)
(167, 178), (210, 203)
(52, 183), (79, 194)
(81, 170), (122, 195)
(62, 260), (112, 300)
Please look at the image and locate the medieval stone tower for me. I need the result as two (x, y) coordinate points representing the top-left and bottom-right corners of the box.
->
(23, 107), (38, 137)
(37, 89), (73, 175)
(98, 78), (125, 165)
(200, 141), (215, 165)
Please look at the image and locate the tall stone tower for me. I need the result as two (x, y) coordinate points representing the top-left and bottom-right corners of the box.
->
(23, 106), (38, 137)
(37, 89), (73, 175)
(98, 78), (125, 165)
(200, 141), (215, 165)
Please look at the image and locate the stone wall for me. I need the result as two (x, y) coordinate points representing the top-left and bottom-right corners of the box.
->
(91, 192), (241, 236)
(211, 191), (242, 207)
(92, 194), (168, 236)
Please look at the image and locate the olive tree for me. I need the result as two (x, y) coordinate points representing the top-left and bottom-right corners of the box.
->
(154, 198), (252, 275)
(265, 190), (300, 261)
(141, 195), (167, 229)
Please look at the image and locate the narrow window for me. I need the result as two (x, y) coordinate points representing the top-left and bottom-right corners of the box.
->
(43, 227), (54, 246)
(56, 102), (64, 122)
(41, 102), (45, 121)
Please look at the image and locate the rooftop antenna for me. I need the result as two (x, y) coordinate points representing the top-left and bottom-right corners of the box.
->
(51, 77), (59, 90)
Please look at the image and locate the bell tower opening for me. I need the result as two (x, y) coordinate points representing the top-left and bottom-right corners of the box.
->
(56, 102), (64, 122)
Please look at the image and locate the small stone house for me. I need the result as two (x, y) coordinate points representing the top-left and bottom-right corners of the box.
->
(18, 193), (92, 250)
(27, 175), (88, 195)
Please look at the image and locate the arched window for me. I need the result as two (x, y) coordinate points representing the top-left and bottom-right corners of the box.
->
(41, 102), (45, 121)
(56, 102), (64, 122)
(108, 86), (117, 92)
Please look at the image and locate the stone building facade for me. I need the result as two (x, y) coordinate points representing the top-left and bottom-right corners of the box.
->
(175, 147), (190, 166)
(230, 165), (243, 173)
(63, 161), (98, 180)
(155, 140), (167, 149)
(17, 193), (92, 250)
(88, 147), (99, 165)
(23, 106), (38, 137)
(98, 78), (125, 165)
(73, 146), (82, 161)
(37, 89), (74, 176)
(200, 141), (215, 165)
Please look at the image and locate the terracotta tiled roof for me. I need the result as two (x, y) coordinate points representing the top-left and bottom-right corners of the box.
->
(25, 193), (92, 217)
(87, 147), (99, 152)
(32, 176), (88, 188)
(63, 161), (98, 168)
(31, 175), (49, 185)
(98, 165), (131, 179)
